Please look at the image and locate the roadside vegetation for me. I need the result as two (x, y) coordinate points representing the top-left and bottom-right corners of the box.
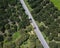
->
(0, 0), (43, 48)
(25, 0), (60, 48)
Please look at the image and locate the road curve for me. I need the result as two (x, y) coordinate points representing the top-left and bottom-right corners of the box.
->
(20, 0), (49, 48)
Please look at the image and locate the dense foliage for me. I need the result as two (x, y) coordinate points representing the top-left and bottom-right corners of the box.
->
(0, 0), (30, 48)
(0, 0), (44, 48)
(27, 0), (60, 48)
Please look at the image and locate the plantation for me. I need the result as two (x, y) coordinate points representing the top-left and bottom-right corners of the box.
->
(25, 0), (60, 48)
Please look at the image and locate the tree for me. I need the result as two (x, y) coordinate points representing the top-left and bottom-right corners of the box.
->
(0, 0), (8, 9)
(44, 28), (50, 36)
(54, 37), (60, 41)
(0, 35), (4, 42)
(7, 36), (12, 41)
(52, 31), (58, 37)
(36, 39), (43, 48)
(5, 24), (10, 29)
(18, 33), (29, 45)
(58, 43), (60, 48)
(26, 25), (32, 32)
(8, 0), (17, 5)
(39, 25), (45, 32)
(48, 34), (53, 41)
(49, 41), (58, 48)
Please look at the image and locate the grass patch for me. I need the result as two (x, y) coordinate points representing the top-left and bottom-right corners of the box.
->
(12, 32), (21, 41)
(4, 32), (21, 45)
(50, 0), (60, 10)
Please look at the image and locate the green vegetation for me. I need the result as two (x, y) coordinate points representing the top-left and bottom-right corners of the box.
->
(24, 0), (33, 11)
(50, 0), (60, 10)
(26, 0), (60, 48)
(0, 0), (43, 48)
(12, 32), (21, 40)
(1, 0), (60, 48)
